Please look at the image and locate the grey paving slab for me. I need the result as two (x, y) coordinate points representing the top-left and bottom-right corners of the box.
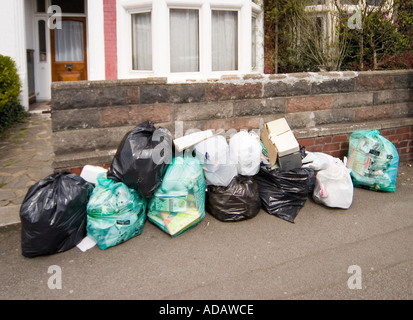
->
(0, 110), (54, 227)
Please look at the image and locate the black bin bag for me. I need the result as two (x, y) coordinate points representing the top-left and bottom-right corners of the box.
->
(206, 175), (261, 222)
(254, 165), (315, 223)
(20, 172), (93, 258)
(107, 121), (173, 199)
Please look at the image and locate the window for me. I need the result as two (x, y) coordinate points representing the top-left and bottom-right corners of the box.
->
(170, 9), (199, 73)
(309, 0), (325, 5)
(51, 0), (85, 14)
(54, 20), (84, 62)
(38, 20), (47, 62)
(118, 0), (263, 79)
(341, 0), (359, 4)
(366, 0), (383, 5)
(36, 0), (46, 13)
(212, 10), (238, 71)
(132, 12), (152, 71)
(315, 15), (327, 43)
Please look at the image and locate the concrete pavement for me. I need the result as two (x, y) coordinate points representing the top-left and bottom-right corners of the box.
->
(0, 109), (412, 301)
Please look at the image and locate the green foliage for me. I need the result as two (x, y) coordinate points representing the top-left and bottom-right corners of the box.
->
(0, 101), (29, 134)
(264, 0), (413, 72)
(333, 0), (413, 70)
(0, 55), (22, 111)
(0, 55), (28, 134)
(393, 0), (413, 52)
(264, 0), (316, 73)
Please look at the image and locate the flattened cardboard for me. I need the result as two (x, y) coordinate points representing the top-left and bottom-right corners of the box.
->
(261, 124), (279, 166)
(173, 129), (225, 152)
(173, 130), (214, 152)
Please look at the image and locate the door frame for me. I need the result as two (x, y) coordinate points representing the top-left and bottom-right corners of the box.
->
(50, 16), (88, 81)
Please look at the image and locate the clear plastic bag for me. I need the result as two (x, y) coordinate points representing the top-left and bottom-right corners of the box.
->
(147, 155), (206, 237)
(86, 173), (147, 250)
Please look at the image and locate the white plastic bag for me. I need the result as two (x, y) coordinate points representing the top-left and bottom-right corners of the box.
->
(194, 135), (237, 187)
(194, 135), (229, 172)
(203, 163), (238, 187)
(313, 158), (354, 209)
(302, 152), (336, 171)
(229, 131), (262, 176)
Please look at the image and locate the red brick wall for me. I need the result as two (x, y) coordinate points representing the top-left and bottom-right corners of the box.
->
(298, 125), (413, 163)
(103, 0), (118, 80)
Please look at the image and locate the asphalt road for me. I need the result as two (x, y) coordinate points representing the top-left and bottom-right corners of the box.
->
(1, 162), (412, 303)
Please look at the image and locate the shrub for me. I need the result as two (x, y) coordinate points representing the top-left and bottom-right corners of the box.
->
(0, 55), (28, 133)
(0, 54), (22, 111)
(0, 102), (28, 133)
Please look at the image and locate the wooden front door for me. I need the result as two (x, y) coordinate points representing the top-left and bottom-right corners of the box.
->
(51, 17), (87, 81)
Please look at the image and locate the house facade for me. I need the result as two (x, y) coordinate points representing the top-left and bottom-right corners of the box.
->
(0, 0), (264, 110)
(305, 0), (393, 45)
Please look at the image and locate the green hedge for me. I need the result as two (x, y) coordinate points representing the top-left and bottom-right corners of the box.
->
(0, 54), (28, 133)
(0, 102), (28, 133)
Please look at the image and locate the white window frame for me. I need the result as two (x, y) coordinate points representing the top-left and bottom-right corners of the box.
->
(118, 1), (154, 78)
(130, 9), (153, 73)
(167, 5), (203, 77)
(251, 12), (257, 70)
(252, 2), (264, 74)
(210, 8), (240, 75)
(316, 13), (327, 44)
(117, 0), (263, 81)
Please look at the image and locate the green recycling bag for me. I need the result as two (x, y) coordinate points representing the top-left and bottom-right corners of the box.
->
(87, 173), (147, 249)
(147, 155), (206, 237)
(346, 130), (399, 192)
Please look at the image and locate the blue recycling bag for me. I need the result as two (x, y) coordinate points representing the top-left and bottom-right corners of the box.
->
(86, 173), (147, 249)
(346, 130), (399, 192)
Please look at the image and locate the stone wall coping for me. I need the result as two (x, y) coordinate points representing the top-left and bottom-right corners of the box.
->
(51, 77), (168, 90)
(356, 69), (413, 77)
(50, 69), (413, 91)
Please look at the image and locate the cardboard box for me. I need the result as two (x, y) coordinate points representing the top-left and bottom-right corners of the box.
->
(261, 118), (300, 166)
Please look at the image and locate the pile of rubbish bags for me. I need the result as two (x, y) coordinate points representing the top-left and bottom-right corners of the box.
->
(19, 119), (400, 257)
